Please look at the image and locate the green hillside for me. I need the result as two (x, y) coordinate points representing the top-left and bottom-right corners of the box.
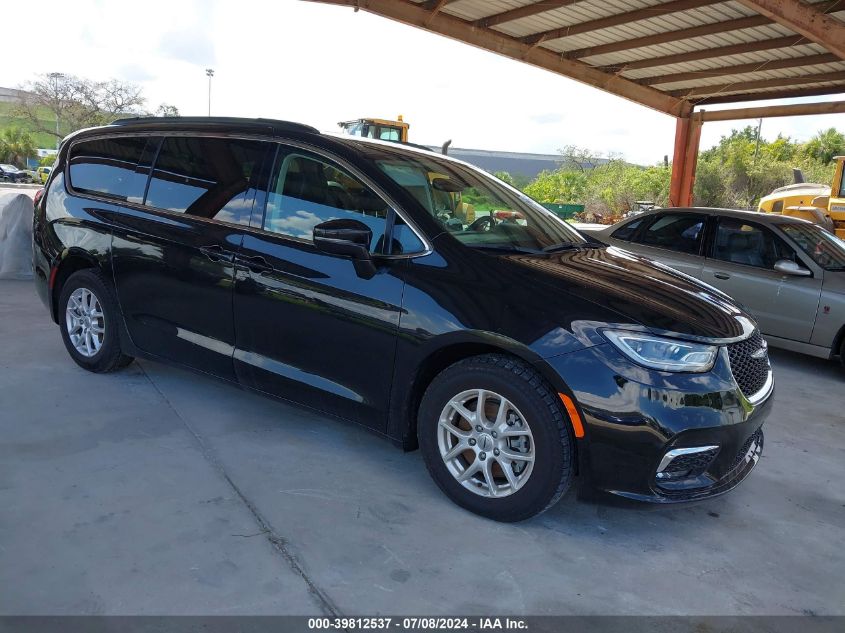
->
(0, 102), (63, 149)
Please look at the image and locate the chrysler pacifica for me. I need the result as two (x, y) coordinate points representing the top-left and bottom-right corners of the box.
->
(32, 117), (772, 521)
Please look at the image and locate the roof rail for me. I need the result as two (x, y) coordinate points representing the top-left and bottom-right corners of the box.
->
(110, 116), (319, 135)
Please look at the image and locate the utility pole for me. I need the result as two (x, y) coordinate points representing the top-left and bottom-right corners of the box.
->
(205, 68), (214, 116)
(753, 118), (763, 163)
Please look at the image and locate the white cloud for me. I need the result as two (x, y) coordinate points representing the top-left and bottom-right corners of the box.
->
(2, 0), (843, 164)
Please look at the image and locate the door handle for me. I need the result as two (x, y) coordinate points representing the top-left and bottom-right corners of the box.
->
(199, 245), (235, 263)
(713, 272), (730, 280)
(236, 255), (273, 274)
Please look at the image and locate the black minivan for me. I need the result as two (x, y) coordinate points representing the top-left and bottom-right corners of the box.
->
(33, 117), (773, 521)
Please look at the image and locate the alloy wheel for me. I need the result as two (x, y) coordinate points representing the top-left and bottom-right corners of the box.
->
(437, 389), (535, 498)
(65, 287), (105, 357)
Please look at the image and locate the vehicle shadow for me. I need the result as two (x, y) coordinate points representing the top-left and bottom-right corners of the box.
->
(768, 347), (843, 379)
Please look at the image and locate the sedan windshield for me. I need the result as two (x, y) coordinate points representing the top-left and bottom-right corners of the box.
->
(369, 145), (587, 253)
(1, 164), (20, 172)
(781, 223), (845, 271)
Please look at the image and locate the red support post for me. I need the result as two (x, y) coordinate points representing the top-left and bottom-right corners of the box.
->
(669, 114), (702, 207)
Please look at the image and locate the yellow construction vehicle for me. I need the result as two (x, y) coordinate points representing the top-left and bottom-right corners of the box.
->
(338, 116), (409, 143)
(339, 117), (473, 222)
(758, 157), (845, 239)
(830, 156), (845, 239)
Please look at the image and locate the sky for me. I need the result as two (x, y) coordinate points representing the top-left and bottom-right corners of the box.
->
(4, 0), (844, 165)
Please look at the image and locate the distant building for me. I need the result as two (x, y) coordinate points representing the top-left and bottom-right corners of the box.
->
(425, 146), (608, 179)
(0, 87), (29, 104)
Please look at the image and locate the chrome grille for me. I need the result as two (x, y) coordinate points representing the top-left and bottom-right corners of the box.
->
(726, 330), (770, 398)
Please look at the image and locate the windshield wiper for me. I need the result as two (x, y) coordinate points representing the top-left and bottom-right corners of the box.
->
(473, 245), (540, 254)
(542, 242), (589, 253)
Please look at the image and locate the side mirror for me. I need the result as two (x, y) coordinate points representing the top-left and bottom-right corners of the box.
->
(313, 219), (376, 278)
(773, 259), (811, 277)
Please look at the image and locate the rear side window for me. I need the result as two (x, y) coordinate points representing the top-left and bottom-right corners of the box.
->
(68, 137), (148, 201)
(634, 213), (706, 255)
(145, 136), (268, 225)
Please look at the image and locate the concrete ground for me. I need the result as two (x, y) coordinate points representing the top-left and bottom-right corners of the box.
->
(0, 184), (38, 198)
(1, 279), (843, 615)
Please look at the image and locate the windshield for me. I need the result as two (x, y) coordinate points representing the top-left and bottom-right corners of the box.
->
(370, 146), (587, 253)
(1, 164), (19, 172)
(781, 223), (845, 271)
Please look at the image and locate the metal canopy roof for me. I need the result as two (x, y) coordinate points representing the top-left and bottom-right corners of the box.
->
(309, 0), (845, 116)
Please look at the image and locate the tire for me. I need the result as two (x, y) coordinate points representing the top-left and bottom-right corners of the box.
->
(418, 353), (574, 522)
(58, 269), (133, 373)
(839, 335), (845, 370)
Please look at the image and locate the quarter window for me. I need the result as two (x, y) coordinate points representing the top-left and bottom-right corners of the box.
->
(144, 136), (267, 225)
(68, 136), (148, 202)
(263, 148), (390, 252)
(634, 213), (705, 254)
(712, 217), (797, 269)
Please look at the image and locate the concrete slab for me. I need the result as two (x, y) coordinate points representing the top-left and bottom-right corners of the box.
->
(1, 279), (843, 615)
(0, 281), (323, 615)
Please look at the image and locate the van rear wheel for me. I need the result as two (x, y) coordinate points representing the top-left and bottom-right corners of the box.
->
(418, 354), (574, 522)
(58, 269), (133, 373)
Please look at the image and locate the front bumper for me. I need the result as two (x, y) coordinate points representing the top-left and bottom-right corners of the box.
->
(542, 342), (773, 503)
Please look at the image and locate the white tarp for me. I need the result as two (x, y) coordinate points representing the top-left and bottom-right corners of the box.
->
(0, 193), (34, 279)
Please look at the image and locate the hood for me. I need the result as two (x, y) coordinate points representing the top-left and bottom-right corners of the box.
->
(502, 245), (755, 342)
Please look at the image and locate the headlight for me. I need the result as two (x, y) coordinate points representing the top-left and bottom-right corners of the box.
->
(603, 330), (717, 372)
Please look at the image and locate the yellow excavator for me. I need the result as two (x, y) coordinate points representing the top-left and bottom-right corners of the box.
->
(758, 156), (845, 239)
(339, 116), (475, 223)
(338, 116), (410, 143)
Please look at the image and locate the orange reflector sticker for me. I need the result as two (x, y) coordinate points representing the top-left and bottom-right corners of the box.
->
(559, 393), (585, 438)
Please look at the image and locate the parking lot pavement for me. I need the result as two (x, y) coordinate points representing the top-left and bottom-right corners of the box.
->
(1, 279), (844, 616)
(0, 185), (38, 198)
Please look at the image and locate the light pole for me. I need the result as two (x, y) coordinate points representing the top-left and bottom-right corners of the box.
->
(205, 68), (214, 116)
(48, 72), (65, 149)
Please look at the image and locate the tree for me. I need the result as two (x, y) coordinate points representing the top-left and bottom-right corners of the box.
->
(493, 171), (514, 186)
(803, 128), (845, 164)
(0, 128), (37, 166)
(693, 127), (840, 208)
(13, 73), (147, 141)
(153, 103), (180, 117)
(39, 154), (57, 167)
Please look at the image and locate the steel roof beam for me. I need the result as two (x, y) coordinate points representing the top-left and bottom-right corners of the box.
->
(598, 35), (812, 71)
(565, 14), (771, 58)
(474, 1), (583, 28)
(689, 83), (845, 103)
(735, 0), (845, 60)
(641, 53), (841, 84)
(669, 69), (845, 96)
(569, 0), (841, 59)
(697, 100), (845, 120)
(521, 0), (723, 46)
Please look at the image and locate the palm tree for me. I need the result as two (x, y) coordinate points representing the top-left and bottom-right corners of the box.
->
(804, 128), (845, 164)
(0, 128), (38, 167)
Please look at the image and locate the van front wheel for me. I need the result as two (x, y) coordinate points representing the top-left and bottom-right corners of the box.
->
(418, 354), (574, 522)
